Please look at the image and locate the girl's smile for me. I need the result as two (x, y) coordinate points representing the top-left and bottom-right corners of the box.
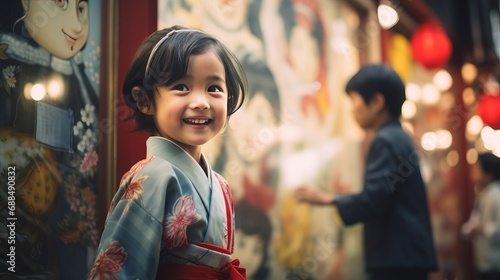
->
(147, 48), (228, 161)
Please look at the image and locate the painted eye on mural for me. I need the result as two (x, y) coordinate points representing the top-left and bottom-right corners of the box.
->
(53, 0), (69, 10)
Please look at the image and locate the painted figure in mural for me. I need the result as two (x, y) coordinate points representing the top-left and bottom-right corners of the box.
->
(234, 199), (272, 279)
(215, 55), (281, 206)
(212, 55), (281, 279)
(169, 0), (265, 59)
(462, 152), (500, 280)
(282, 0), (330, 117)
(295, 64), (438, 280)
(89, 25), (247, 279)
(0, 0), (99, 279)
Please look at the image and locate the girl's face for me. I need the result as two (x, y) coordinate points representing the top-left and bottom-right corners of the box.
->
(23, 0), (89, 59)
(151, 49), (228, 160)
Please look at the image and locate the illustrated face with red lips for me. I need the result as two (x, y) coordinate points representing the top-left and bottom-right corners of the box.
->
(196, 0), (248, 30)
(22, 0), (89, 59)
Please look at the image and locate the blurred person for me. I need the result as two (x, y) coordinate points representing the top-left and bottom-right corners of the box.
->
(295, 64), (438, 280)
(462, 152), (500, 280)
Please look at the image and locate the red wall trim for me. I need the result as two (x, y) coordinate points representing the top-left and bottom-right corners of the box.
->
(117, 0), (158, 186)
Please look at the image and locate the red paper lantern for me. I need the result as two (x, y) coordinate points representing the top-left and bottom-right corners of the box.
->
(411, 22), (452, 70)
(477, 94), (500, 130)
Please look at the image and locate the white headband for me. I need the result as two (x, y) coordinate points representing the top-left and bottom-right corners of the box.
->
(144, 29), (204, 77)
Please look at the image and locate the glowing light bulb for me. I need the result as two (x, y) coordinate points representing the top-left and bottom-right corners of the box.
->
(31, 84), (46, 101)
(433, 70), (453, 91)
(377, 4), (399, 29)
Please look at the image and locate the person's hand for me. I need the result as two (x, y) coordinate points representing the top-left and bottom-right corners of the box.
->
(461, 222), (474, 239)
(470, 223), (484, 235)
(294, 185), (334, 205)
(331, 174), (351, 195)
(461, 218), (483, 238)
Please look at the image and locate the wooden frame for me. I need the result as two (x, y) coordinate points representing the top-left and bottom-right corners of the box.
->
(98, 0), (118, 231)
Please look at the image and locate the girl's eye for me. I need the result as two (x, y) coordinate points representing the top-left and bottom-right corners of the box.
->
(173, 84), (189, 91)
(54, 0), (69, 9)
(208, 85), (223, 92)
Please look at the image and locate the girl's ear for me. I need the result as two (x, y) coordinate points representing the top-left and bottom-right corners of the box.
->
(132, 86), (154, 115)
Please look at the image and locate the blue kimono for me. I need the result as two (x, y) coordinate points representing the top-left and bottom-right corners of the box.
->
(89, 137), (245, 279)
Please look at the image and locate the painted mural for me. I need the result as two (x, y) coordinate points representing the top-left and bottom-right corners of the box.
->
(0, 0), (101, 279)
(159, 0), (372, 279)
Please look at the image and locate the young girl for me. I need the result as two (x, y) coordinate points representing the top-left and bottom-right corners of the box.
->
(89, 25), (247, 279)
(462, 152), (500, 280)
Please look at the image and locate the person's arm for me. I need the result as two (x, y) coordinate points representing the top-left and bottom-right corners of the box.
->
(333, 138), (399, 225)
(89, 163), (168, 280)
(294, 185), (343, 226)
(461, 198), (480, 238)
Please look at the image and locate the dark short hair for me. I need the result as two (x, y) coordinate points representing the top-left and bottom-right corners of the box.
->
(477, 152), (500, 180)
(240, 54), (281, 123)
(123, 25), (247, 133)
(345, 64), (406, 118)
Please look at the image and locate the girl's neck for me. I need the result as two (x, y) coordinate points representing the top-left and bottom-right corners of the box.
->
(198, 155), (208, 176)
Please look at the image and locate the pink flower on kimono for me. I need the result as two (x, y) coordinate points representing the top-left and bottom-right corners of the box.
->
(120, 175), (148, 214)
(89, 241), (128, 280)
(119, 157), (154, 189)
(162, 195), (201, 249)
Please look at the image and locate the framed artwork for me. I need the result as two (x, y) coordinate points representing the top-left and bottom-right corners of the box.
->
(0, 0), (116, 279)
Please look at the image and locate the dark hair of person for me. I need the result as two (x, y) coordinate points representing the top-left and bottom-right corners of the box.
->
(235, 199), (272, 279)
(123, 25), (247, 134)
(345, 64), (406, 118)
(240, 54), (281, 124)
(477, 152), (500, 181)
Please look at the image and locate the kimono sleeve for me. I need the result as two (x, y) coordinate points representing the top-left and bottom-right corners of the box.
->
(333, 137), (398, 225)
(89, 159), (174, 280)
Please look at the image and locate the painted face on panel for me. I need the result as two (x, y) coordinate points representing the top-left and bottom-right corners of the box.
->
(152, 49), (228, 157)
(198, 0), (248, 30)
(23, 0), (89, 59)
(234, 229), (264, 277)
(349, 91), (377, 130)
(228, 92), (279, 162)
(289, 25), (320, 83)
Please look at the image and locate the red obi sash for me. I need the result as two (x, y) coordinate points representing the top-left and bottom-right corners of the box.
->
(156, 258), (246, 280)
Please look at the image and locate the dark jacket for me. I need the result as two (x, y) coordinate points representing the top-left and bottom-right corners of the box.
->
(333, 119), (438, 272)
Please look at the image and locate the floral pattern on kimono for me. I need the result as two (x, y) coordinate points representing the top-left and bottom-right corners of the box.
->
(162, 195), (202, 249)
(90, 137), (236, 280)
(88, 241), (128, 280)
